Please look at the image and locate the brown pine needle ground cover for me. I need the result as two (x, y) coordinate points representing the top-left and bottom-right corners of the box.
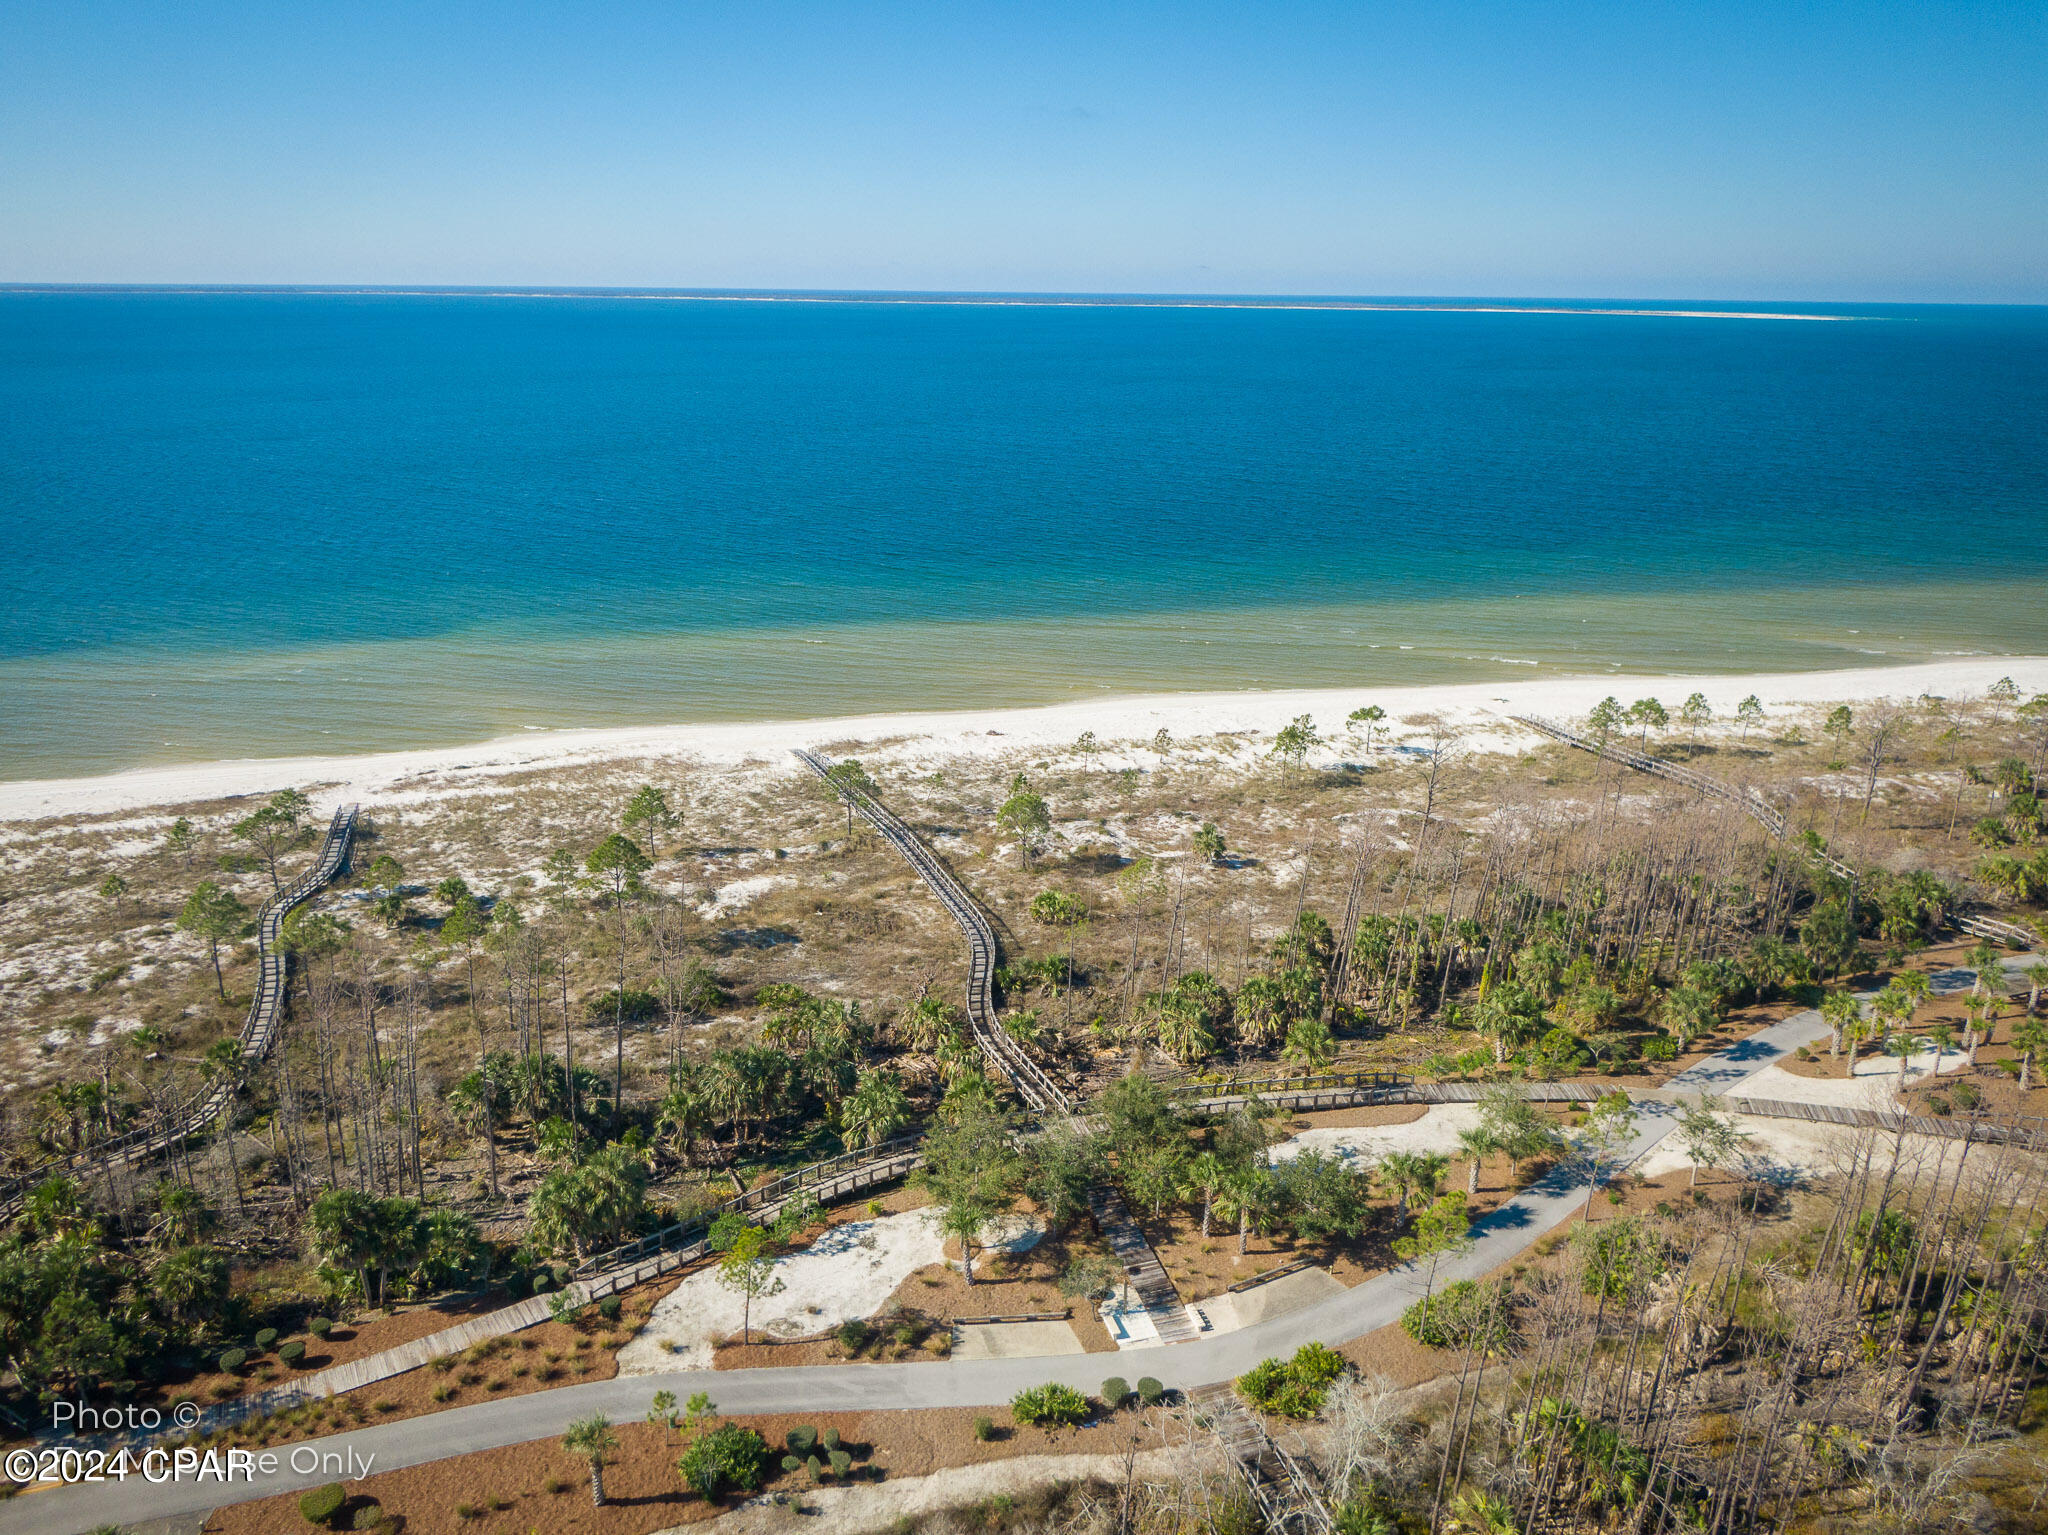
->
(200, 1405), (1152, 1535)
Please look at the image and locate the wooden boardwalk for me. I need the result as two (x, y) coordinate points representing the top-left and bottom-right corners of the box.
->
(0, 803), (358, 1216)
(1088, 1183), (1197, 1345)
(1513, 713), (2036, 949)
(1726, 1095), (2048, 1148)
(1513, 714), (1857, 879)
(1190, 1382), (1334, 1533)
(795, 749), (1068, 1113)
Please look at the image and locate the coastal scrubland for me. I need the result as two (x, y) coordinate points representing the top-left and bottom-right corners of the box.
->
(2, 665), (2047, 1533)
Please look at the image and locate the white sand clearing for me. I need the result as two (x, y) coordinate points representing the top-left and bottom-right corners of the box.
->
(1268, 1104), (1487, 1166)
(1635, 1114), (1849, 1183)
(1737, 1057), (1961, 1109)
(616, 1208), (1047, 1374)
(617, 1210), (945, 1373)
(4, 657), (2042, 822)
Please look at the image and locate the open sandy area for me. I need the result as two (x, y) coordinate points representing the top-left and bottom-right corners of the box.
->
(4, 657), (2042, 822)
(619, 1209), (1046, 1373)
(1267, 1103), (1487, 1166)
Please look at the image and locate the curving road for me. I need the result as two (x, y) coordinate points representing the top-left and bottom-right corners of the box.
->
(0, 1004), (1838, 1535)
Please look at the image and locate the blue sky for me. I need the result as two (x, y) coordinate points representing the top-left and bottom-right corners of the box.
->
(2, 1), (2043, 299)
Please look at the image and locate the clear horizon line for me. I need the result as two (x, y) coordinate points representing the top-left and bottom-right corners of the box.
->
(0, 282), (1937, 320)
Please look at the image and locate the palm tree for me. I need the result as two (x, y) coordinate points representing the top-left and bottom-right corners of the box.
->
(1925, 1024), (1956, 1076)
(937, 1199), (990, 1285)
(562, 1414), (619, 1506)
(1820, 989), (1860, 1061)
(1186, 1150), (1226, 1238)
(656, 1070), (711, 1163)
(2012, 1015), (2048, 1092)
(2025, 962), (2048, 1016)
(1884, 1032), (1923, 1089)
(1380, 1150), (1447, 1222)
(1217, 1163), (1272, 1257)
(840, 1069), (911, 1149)
(1282, 1016), (1336, 1076)
(899, 994), (960, 1055)
(1456, 1125), (1499, 1195)
(1966, 939), (2004, 998)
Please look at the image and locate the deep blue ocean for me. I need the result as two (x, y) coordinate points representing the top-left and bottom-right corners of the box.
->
(2, 291), (2045, 778)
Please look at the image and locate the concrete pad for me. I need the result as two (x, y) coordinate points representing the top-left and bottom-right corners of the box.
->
(1194, 1265), (1347, 1334)
(950, 1319), (1085, 1362)
(1100, 1301), (1164, 1349)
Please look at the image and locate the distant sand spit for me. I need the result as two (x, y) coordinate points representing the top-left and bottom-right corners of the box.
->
(2, 656), (2040, 824)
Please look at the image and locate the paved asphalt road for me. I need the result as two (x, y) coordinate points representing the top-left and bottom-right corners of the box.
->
(1, 1002), (1841, 1535)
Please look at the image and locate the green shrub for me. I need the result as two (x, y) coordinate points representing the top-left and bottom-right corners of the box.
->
(974, 1415), (995, 1442)
(786, 1425), (818, 1455)
(820, 1428), (841, 1451)
(218, 1348), (248, 1374)
(1642, 1035), (1678, 1063)
(1100, 1376), (1130, 1409)
(837, 1318), (872, 1353)
(829, 1449), (853, 1478)
(1235, 1342), (1345, 1418)
(254, 1328), (280, 1351)
(279, 1341), (306, 1366)
(1400, 1280), (1513, 1353)
(308, 1317), (334, 1339)
(1953, 1080), (1983, 1109)
(1010, 1383), (1089, 1428)
(298, 1482), (346, 1527)
(782, 1454), (802, 1473)
(1136, 1376), (1165, 1406)
(531, 1272), (552, 1293)
(351, 1503), (385, 1531)
(806, 1454), (824, 1481)
(679, 1422), (773, 1498)
(1926, 1095), (1952, 1116)
(1573, 1218), (1665, 1300)
(598, 1295), (623, 1321)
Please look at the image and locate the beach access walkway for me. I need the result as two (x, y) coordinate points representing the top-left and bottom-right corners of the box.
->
(0, 804), (358, 1219)
(2, 984), (1885, 1535)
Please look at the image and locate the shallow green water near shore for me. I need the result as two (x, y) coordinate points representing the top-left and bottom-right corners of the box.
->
(6, 580), (2042, 780)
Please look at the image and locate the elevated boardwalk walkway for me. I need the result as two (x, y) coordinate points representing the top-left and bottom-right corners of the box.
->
(0, 804), (358, 1217)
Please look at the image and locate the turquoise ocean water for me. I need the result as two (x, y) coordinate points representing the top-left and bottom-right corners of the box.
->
(2, 291), (2044, 780)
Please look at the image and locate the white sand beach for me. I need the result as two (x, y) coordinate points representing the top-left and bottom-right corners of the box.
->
(1, 656), (2042, 824)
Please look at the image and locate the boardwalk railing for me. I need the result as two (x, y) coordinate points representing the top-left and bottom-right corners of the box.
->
(570, 1132), (926, 1279)
(1513, 715), (1860, 881)
(1960, 913), (2037, 947)
(795, 749), (1070, 1114)
(1726, 1096), (2048, 1149)
(1515, 714), (2044, 940)
(1193, 1384), (1335, 1534)
(1174, 1069), (1408, 1103)
(0, 803), (358, 1215)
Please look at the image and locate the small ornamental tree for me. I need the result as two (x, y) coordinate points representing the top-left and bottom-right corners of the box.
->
(716, 1224), (785, 1342)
